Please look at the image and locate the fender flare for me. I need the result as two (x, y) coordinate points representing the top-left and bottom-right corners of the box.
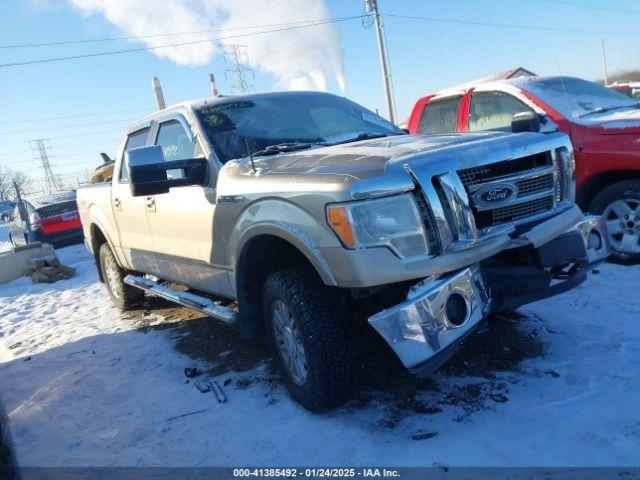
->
(234, 222), (338, 287)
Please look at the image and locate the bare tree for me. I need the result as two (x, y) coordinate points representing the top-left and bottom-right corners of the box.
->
(0, 167), (32, 201)
(0, 167), (12, 201)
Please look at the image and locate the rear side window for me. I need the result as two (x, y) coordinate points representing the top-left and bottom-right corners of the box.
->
(468, 91), (532, 132)
(418, 96), (461, 134)
(120, 127), (150, 182)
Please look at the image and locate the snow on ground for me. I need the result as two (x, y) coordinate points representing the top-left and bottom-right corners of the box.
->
(0, 245), (639, 467)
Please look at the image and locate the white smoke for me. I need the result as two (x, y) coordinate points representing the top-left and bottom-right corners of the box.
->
(66, 0), (346, 92)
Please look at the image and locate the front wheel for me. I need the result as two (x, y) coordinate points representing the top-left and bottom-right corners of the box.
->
(589, 180), (640, 265)
(262, 266), (355, 411)
(99, 243), (144, 311)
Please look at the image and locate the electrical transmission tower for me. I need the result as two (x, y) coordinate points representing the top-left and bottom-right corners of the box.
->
(29, 138), (61, 194)
(223, 44), (254, 94)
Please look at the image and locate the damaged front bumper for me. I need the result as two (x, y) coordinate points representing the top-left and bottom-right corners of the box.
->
(368, 214), (610, 375)
(368, 266), (491, 373)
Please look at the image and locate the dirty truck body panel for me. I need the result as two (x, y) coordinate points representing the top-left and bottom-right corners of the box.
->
(77, 91), (609, 408)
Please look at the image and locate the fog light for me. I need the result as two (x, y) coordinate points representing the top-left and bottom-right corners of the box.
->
(445, 292), (469, 327)
(588, 230), (602, 250)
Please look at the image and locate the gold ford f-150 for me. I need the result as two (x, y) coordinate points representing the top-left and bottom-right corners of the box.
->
(77, 91), (610, 410)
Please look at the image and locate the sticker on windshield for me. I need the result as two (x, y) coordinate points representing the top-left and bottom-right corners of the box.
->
(361, 111), (391, 128)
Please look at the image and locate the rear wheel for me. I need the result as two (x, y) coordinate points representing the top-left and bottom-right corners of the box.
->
(262, 266), (355, 411)
(589, 180), (640, 264)
(99, 243), (144, 311)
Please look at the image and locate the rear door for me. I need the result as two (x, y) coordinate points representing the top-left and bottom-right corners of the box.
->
(111, 126), (158, 272)
(416, 95), (462, 134)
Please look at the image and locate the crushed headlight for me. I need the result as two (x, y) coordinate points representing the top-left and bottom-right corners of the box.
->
(326, 194), (429, 258)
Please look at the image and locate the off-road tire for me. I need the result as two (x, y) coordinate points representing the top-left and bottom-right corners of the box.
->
(99, 243), (144, 311)
(589, 179), (640, 265)
(262, 266), (355, 411)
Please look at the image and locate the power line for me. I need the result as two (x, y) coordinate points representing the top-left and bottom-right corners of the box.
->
(539, 0), (640, 14)
(1, 117), (139, 136)
(0, 129), (125, 146)
(0, 108), (150, 126)
(0, 17), (361, 69)
(0, 16), (360, 49)
(384, 13), (640, 36)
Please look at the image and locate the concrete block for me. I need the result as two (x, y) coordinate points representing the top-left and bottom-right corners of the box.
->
(45, 256), (60, 268)
(0, 243), (56, 284)
(31, 272), (54, 284)
(57, 265), (76, 277)
(27, 257), (47, 270)
(38, 266), (58, 277)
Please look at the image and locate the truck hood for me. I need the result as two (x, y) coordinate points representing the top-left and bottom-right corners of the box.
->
(247, 132), (510, 180)
(579, 108), (640, 135)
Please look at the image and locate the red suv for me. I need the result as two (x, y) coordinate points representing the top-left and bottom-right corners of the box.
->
(409, 75), (640, 263)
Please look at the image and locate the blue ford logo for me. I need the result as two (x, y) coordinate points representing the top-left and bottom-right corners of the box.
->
(473, 183), (518, 206)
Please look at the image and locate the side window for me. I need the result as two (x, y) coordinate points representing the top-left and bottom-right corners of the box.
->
(119, 127), (150, 182)
(418, 96), (461, 134)
(155, 120), (202, 180)
(468, 92), (533, 132)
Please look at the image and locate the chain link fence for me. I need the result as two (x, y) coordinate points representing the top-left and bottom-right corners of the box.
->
(0, 170), (94, 252)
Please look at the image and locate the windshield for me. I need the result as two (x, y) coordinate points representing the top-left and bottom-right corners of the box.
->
(516, 76), (637, 121)
(195, 92), (403, 163)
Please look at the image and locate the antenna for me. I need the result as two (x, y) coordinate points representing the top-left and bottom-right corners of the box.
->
(554, 56), (575, 140)
(223, 45), (255, 94)
(244, 139), (257, 174)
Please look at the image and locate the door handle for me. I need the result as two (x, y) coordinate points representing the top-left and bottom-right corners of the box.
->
(145, 196), (155, 207)
(113, 197), (121, 209)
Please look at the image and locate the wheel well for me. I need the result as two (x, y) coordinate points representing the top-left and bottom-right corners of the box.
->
(90, 224), (108, 282)
(235, 234), (317, 340)
(578, 170), (640, 211)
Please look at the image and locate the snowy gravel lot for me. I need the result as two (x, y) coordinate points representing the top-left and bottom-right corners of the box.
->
(0, 245), (639, 467)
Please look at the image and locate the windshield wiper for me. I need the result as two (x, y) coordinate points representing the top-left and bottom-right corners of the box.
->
(579, 102), (640, 117)
(331, 131), (403, 145)
(251, 142), (318, 157)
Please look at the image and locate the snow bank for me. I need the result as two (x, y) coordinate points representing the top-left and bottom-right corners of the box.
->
(1, 246), (639, 467)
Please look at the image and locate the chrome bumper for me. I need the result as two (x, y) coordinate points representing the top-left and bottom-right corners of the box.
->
(573, 214), (610, 264)
(368, 267), (490, 372)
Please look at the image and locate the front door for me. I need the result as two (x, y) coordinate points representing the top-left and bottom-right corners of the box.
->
(144, 116), (225, 293)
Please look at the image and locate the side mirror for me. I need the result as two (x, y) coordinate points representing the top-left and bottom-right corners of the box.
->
(126, 145), (207, 197)
(511, 111), (541, 133)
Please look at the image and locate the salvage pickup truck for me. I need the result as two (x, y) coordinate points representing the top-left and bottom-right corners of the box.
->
(77, 91), (609, 410)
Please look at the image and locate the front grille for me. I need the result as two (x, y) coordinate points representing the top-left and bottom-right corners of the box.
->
(474, 196), (554, 229)
(457, 152), (557, 231)
(458, 152), (552, 188)
(516, 174), (553, 196)
(413, 191), (441, 254)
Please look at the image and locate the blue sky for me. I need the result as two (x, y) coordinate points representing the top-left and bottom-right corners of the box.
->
(1, 0), (639, 178)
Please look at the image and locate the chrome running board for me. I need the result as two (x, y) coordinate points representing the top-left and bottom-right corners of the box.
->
(124, 275), (237, 326)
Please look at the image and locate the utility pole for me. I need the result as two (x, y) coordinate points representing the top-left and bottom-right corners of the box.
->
(600, 38), (609, 86)
(365, 0), (395, 124)
(29, 138), (61, 194)
(223, 45), (254, 94)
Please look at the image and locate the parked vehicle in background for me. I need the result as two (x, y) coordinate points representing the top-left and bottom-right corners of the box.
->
(9, 191), (84, 249)
(409, 76), (640, 263)
(78, 91), (609, 411)
(609, 82), (640, 100)
(90, 153), (115, 184)
(0, 201), (15, 222)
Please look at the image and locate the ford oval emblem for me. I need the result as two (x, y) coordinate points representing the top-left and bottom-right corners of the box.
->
(473, 183), (518, 207)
